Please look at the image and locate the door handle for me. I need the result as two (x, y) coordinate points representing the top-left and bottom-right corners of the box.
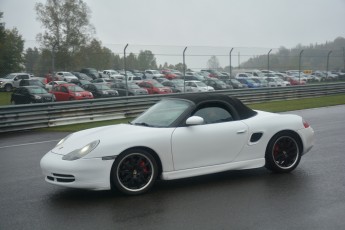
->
(237, 130), (247, 134)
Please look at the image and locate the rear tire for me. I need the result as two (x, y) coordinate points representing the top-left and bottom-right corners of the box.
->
(111, 149), (158, 195)
(265, 131), (301, 173)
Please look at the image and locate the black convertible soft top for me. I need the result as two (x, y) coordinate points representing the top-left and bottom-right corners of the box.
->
(170, 93), (257, 119)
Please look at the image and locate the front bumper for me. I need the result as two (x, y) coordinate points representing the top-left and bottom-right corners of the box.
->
(40, 151), (114, 190)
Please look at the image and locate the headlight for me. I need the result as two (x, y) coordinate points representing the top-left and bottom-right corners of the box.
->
(102, 91), (109, 94)
(34, 95), (42, 99)
(62, 140), (100, 161)
(75, 93), (82, 96)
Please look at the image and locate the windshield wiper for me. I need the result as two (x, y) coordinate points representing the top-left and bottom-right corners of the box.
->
(132, 122), (152, 127)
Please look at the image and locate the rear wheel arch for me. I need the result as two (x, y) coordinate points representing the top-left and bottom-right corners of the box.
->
(266, 130), (303, 154)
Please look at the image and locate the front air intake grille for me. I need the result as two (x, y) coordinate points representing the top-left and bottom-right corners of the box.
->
(47, 173), (75, 183)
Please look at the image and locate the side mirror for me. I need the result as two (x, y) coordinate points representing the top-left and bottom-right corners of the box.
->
(186, 116), (204, 126)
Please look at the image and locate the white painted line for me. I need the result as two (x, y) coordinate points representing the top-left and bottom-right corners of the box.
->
(0, 140), (60, 149)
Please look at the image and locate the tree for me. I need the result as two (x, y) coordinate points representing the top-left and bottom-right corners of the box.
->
(35, 0), (95, 70)
(24, 47), (40, 74)
(0, 12), (25, 76)
(137, 50), (157, 70)
(207, 55), (220, 70)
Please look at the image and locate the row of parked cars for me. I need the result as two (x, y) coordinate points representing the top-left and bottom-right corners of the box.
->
(3, 68), (345, 105)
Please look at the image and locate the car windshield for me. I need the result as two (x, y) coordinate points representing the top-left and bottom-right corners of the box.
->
(28, 87), (48, 94)
(129, 84), (140, 89)
(64, 72), (74, 76)
(131, 99), (191, 127)
(151, 82), (164, 87)
(195, 81), (207, 87)
(3, 74), (16, 79)
(68, 85), (85, 92)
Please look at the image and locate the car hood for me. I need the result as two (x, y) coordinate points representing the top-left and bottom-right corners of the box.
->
(0, 78), (12, 82)
(51, 124), (174, 158)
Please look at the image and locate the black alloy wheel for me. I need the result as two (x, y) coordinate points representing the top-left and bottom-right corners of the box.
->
(265, 132), (301, 173)
(112, 149), (158, 195)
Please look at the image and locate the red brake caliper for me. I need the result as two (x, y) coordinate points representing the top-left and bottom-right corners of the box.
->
(139, 160), (148, 174)
(274, 144), (279, 157)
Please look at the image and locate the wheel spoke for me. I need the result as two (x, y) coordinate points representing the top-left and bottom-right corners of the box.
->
(117, 153), (154, 191)
(273, 136), (299, 169)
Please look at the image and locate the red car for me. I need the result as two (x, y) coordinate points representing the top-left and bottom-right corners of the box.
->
(138, 80), (172, 94)
(285, 77), (306, 86)
(161, 70), (178, 80)
(51, 83), (94, 101)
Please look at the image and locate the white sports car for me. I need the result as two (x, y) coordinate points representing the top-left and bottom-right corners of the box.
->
(40, 94), (314, 195)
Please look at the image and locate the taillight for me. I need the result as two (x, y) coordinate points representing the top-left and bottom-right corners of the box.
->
(303, 120), (310, 128)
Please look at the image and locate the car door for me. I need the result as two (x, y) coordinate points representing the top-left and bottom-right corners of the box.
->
(171, 105), (249, 170)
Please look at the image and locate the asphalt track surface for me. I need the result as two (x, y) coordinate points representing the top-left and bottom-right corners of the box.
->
(0, 105), (344, 230)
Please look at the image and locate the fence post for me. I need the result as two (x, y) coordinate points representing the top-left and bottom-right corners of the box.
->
(229, 48), (234, 78)
(183, 46), (187, 92)
(124, 44), (129, 96)
(299, 50), (304, 82)
(267, 49), (272, 72)
(326, 50), (332, 78)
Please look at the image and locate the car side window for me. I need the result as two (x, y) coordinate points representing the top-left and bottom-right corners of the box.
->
(60, 86), (68, 93)
(193, 106), (233, 124)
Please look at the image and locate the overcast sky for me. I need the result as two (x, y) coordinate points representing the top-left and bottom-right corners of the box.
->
(1, 0), (345, 68)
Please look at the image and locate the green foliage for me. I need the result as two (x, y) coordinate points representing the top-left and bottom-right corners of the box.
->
(241, 37), (345, 71)
(0, 13), (25, 77)
(35, 0), (95, 71)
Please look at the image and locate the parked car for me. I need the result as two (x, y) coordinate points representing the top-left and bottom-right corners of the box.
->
(110, 82), (148, 96)
(185, 72), (207, 81)
(236, 78), (260, 88)
(82, 83), (119, 98)
(55, 72), (79, 82)
(10, 86), (55, 104)
(51, 83), (94, 101)
(161, 79), (192, 93)
(144, 70), (165, 79)
(19, 78), (46, 88)
(203, 78), (231, 90)
(138, 80), (172, 94)
(250, 77), (269, 87)
(71, 72), (93, 81)
(284, 76), (306, 86)
(80, 68), (99, 79)
(223, 79), (246, 89)
(103, 70), (124, 80)
(0, 73), (31, 92)
(40, 93), (314, 195)
(91, 78), (116, 86)
(45, 81), (68, 91)
(200, 69), (223, 78)
(161, 70), (178, 80)
(185, 80), (215, 92)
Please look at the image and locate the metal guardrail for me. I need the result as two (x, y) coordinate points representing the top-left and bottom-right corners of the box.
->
(1, 82), (345, 133)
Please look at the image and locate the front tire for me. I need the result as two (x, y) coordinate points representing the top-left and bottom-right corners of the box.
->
(265, 131), (301, 173)
(111, 149), (158, 195)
